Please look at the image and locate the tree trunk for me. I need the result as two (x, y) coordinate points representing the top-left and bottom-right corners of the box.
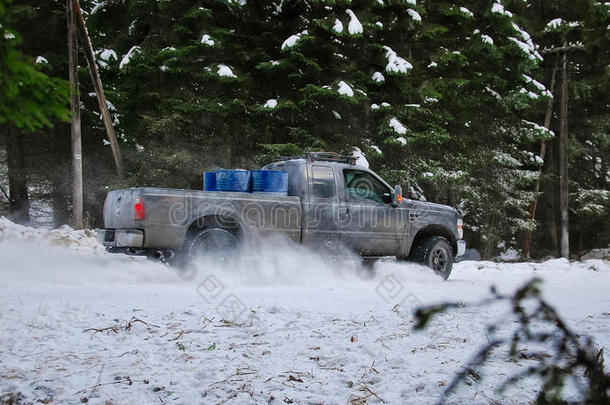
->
(51, 123), (71, 227)
(68, 0), (83, 229)
(522, 60), (558, 258)
(543, 141), (559, 254)
(5, 125), (30, 224)
(559, 44), (569, 258)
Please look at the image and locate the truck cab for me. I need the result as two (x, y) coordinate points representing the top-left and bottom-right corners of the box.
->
(265, 154), (464, 266)
(265, 157), (405, 256)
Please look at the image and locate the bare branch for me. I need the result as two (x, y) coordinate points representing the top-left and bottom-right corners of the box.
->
(0, 184), (9, 201)
(540, 44), (585, 55)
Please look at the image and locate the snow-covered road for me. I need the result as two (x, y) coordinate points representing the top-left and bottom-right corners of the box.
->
(1, 220), (609, 404)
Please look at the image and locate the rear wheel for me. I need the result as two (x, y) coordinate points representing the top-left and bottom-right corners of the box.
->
(408, 235), (454, 280)
(357, 257), (378, 280)
(184, 227), (239, 264)
(361, 257), (378, 269)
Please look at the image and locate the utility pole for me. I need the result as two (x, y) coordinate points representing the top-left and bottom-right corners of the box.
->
(72, 0), (125, 179)
(67, 0), (83, 229)
(559, 41), (569, 259)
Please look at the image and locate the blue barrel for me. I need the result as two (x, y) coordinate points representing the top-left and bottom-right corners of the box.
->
(203, 172), (217, 191)
(251, 170), (266, 192)
(251, 170), (288, 194)
(215, 169), (251, 192)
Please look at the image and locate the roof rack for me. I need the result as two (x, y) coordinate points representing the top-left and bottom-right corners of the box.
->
(273, 152), (356, 165)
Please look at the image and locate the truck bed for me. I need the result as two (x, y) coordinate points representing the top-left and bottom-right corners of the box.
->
(103, 187), (302, 249)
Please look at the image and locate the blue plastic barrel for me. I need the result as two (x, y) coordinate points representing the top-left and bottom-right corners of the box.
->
(215, 169), (251, 192)
(203, 172), (217, 191)
(251, 170), (288, 194)
(251, 170), (266, 192)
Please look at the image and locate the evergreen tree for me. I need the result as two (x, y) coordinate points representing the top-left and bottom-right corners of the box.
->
(0, 0), (70, 224)
(363, 0), (553, 256)
(0, 0), (70, 131)
(508, 0), (610, 255)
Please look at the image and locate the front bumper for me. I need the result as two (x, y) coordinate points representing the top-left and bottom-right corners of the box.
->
(457, 240), (466, 257)
(97, 229), (144, 248)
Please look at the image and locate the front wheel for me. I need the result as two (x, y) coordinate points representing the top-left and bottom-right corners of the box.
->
(408, 236), (454, 280)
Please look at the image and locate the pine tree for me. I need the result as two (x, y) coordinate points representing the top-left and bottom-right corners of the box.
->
(360, 0), (554, 256)
(0, 0), (70, 131)
(508, 0), (610, 255)
(0, 0), (70, 224)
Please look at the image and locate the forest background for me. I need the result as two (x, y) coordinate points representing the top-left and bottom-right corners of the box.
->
(1, 0), (609, 259)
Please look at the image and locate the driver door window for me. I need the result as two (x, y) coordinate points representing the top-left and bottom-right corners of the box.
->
(343, 170), (392, 205)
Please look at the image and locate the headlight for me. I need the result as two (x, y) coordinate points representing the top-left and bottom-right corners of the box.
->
(457, 218), (463, 239)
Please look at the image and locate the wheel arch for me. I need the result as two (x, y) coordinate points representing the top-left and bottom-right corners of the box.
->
(184, 214), (243, 245)
(408, 224), (457, 257)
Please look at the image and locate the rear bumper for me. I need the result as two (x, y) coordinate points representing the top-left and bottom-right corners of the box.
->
(457, 240), (466, 257)
(97, 229), (144, 248)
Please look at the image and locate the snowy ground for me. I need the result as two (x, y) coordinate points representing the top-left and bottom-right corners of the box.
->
(1, 219), (609, 404)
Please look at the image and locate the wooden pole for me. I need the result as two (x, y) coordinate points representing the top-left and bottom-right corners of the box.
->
(72, 0), (125, 179)
(67, 0), (83, 229)
(559, 41), (570, 259)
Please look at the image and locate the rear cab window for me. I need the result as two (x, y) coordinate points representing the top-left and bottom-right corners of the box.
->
(312, 165), (335, 199)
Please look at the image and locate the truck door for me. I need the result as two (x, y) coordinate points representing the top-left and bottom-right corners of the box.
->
(301, 165), (341, 252)
(338, 168), (403, 256)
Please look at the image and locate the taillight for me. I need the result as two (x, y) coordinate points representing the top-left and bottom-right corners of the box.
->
(134, 196), (145, 220)
(457, 218), (463, 239)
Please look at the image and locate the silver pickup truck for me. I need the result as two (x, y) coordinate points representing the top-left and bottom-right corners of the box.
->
(98, 153), (465, 279)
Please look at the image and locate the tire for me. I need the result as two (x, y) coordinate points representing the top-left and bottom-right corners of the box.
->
(358, 257), (378, 280)
(408, 235), (454, 280)
(183, 227), (239, 264)
(361, 257), (378, 269)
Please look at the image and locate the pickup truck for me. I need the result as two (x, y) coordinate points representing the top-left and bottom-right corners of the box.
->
(98, 153), (465, 279)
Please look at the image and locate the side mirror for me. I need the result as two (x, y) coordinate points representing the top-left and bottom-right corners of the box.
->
(392, 185), (403, 206)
